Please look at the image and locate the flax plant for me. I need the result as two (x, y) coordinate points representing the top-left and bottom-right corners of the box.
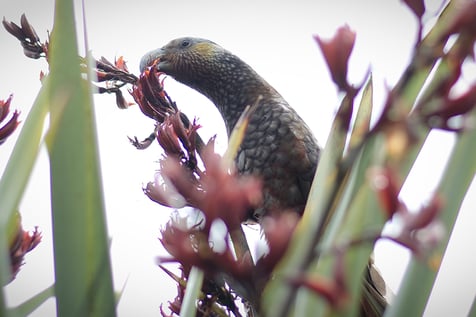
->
(1, 1), (475, 316)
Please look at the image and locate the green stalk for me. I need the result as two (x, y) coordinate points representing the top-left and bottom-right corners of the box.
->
(180, 267), (204, 317)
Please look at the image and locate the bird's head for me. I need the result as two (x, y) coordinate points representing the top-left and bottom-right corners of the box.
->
(139, 37), (225, 86)
(139, 37), (273, 132)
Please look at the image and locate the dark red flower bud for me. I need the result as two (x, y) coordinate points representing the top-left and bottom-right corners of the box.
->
(438, 1), (476, 50)
(402, 195), (443, 231)
(257, 213), (298, 271)
(288, 250), (348, 308)
(131, 67), (175, 122)
(445, 2), (476, 37)
(2, 15), (45, 59)
(289, 273), (347, 308)
(114, 89), (130, 109)
(7, 225), (42, 284)
(426, 85), (476, 131)
(143, 179), (186, 209)
(157, 119), (185, 158)
(385, 194), (445, 257)
(20, 13), (40, 43)
(0, 94), (13, 122)
(169, 112), (190, 150)
(2, 17), (25, 41)
(0, 95), (21, 145)
(402, 0), (425, 19)
(161, 157), (203, 208)
(314, 25), (356, 91)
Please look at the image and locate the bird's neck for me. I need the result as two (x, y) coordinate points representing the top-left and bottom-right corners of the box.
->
(188, 55), (278, 135)
(206, 81), (273, 135)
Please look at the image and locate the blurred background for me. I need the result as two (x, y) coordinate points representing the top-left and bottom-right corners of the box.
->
(1, 0), (475, 316)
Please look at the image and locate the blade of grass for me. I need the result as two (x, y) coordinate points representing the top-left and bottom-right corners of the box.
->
(385, 108), (476, 317)
(46, 0), (115, 316)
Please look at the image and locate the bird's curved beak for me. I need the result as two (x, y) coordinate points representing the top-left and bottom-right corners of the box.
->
(139, 47), (165, 73)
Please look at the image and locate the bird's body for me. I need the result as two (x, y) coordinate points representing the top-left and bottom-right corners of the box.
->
(140, 37), (386, 316)
(140, 37), (319, 221)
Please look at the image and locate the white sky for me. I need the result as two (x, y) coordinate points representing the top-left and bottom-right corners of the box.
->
(1, 0), (475, 316)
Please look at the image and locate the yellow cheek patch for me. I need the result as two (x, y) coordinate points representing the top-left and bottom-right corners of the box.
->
(193, 42), (216, 57)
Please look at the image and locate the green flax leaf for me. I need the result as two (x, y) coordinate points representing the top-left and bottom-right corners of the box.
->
(348, 75), (373, 149)
(262, 92), (353, 317)
(0, 77), (50, 313)
(8, 284), (55, 317)
(46, 0), (115, 316)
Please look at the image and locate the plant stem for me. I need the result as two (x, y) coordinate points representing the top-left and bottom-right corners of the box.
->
(180, 266), (204, 317)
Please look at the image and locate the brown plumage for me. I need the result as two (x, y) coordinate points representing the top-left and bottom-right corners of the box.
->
(140, 37), (387, 316)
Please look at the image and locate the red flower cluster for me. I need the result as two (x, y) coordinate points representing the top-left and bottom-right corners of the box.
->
(131, 65), (176, 122)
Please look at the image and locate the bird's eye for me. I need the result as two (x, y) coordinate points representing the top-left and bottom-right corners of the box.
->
(181, 40), (191, 48)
